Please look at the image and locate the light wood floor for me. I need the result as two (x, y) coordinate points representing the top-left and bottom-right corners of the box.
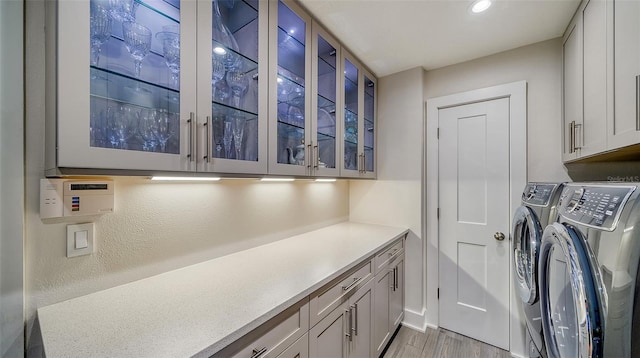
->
(383, 325), (512, 358)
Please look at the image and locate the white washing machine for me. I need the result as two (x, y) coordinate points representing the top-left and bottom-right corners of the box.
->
(538, 183), (640, 357)
(512, 183), (564, 358)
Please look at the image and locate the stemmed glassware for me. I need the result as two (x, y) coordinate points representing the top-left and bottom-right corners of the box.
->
(232, 117), (246, 160)
(154, 109), (175, 153)
(156, 25), (180, 88)
(106, 104), (137, 149)
(90, 4), (112, 67)
(138, 109), (158, 151)
(108, 0), (137, 22)
(212, 0), (240, 70)
(212, 54), (227, 103)
(122, 21), (152, 79)
(223, 120), (233, 159)
(226, 70), (249, 108)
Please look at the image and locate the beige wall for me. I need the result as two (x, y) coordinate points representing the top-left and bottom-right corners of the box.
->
(424, 37), (571, 183)
(24, 0), (349, 340)
(350, 67), (425, 329)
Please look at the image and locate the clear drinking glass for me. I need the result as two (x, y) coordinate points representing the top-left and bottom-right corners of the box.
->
(154, 109), (175, 153)
(226, 70), (249, 108)
(232, 117), (246, 160)
(156, 26), (180, 87)
(90, 4), (112, 67)
(138, 109), (158, 151)
(108, 0), (137, 22)
(223, 119), (233, 158)
(122, 21), (152, 78)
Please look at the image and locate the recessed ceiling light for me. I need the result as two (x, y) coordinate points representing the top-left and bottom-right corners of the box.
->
(213, 46), (227, 55)
(470, 0), (492, 13)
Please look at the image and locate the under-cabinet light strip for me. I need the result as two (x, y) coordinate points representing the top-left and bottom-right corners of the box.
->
(151, 176), (221, 181)
(315, 178), (337, 182)
(260, 178), (295, 182)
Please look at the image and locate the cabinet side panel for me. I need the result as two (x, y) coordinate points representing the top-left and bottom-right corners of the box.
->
(45, 0), (58, 173)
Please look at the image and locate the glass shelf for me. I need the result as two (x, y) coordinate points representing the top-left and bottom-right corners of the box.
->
(277, 121), (306, 165)
(89, 94), (181, 154)
(210, 102), (258, 161)
(212, 40), (258, 73)
(318, 94), (335, 111)
(277, 26), (305, 82)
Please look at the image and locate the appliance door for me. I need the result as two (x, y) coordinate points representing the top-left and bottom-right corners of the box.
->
(538, 222), (604, 358)
(512, 205), (543, 304)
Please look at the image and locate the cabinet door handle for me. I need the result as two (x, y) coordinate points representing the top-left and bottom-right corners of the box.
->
(395, 266), (399, 290)
(204, 116), (211, 163)
(569, 120), (575, 153)
(353, 303), (358, 336)
(250, 347), (267, 358)
(388, 248), (399, 257)
(313, 144), (319, 169)
(345, 308), (352, 341)
(342, 277), (360, 292)
(307, 143), (312, 169)
(636, 75), (640, 131)
(186, 112), (195, 161)
(574, 122), (582, 150)
(389, 268), (395, 291)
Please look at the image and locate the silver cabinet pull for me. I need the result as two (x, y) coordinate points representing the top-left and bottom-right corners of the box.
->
(251, 347), (267, 358)
(389, 268), (396, 291)
(342, 277), (360, 292)
(636, 75), (640, 131)
(574, 122), (582, 150)
(187, 112), (195, 161)
(494, 232), (506, 241)
(388, 248), (399, 257)
(307, 143), (312, 169)
(569, 120), (575, 153)
(395, 266), (399, 290)
(313, 144), (319, 170)
(345, 308), (352, 341)
(353, 303), (358, 336)
(204, 116), (211, 163)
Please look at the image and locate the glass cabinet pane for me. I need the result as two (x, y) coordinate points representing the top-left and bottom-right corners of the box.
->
(89, 0), (181, 154)
(210, 0), (260, 161)
(344, 58), (358, 171)
(276, 0), (307, 166)
(316, 34), (337, 169)
(364, 75), (375, 172)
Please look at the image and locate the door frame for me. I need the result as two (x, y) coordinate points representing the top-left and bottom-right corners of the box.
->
(424, 81), (527, 352)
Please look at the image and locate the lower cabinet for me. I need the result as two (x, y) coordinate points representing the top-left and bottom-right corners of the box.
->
(218, 236), (405, 358)
(373, 253), (405, 356)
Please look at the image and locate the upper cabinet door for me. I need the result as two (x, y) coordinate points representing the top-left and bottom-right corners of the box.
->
(612, 0), (640, 149)
(56, 0), (197, 172)
(562, 14), (582, 162)
(311, 23), (341, 178)
(341, 52), (360, 178)
(362, 71), (376, 178)
(269, 0), (312, 176)
(196, 0), (268, 174)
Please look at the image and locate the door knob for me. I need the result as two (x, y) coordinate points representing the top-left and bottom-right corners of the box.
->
(494, 232), (505, 241)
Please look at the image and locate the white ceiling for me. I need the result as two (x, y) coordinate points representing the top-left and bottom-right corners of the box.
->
(297, 0), (581, 77)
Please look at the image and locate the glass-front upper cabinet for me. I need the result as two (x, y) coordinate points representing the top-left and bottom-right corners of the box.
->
(268, 0), (312, 176)
(340, 51), (376, 178)
(51, 0), (198, 173)
(197, 0), (268, 174)
(311, 22), (341, 177)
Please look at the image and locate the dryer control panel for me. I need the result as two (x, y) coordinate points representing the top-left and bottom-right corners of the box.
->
(558, 185), (637, 231)
(522, 183), (560, 206)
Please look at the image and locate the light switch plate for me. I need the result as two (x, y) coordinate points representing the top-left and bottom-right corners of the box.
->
(67, 223), (94, 258)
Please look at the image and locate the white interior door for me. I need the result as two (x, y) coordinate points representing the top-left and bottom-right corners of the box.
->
(438, 97), (511, 350)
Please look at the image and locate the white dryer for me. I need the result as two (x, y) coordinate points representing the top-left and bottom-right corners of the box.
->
(538, 183), (640, 357)
(512, 182), (564, 357)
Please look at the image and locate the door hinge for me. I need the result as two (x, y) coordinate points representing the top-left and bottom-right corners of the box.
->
(437, 127), (440, 139)
(437, 208), (440, 219)
(437, 288), (439, 299)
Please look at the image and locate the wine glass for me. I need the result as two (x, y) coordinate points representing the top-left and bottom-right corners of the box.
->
(222, 119), (233, 159)
(154, 109), (175, 153)
(232, 117), (246, 160)
(90, 4), (112, 67)
(138, 109), (158, 151)
(226, 70), (249, 108)
(106, 104), (136, 149)
(156, 26), (180, 88)
(212, 0), (240, 69)
(122, 21), (152, 78)
(108, 0), (136, 22)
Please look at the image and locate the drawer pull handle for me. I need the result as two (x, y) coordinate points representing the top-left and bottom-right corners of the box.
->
(342, 277), (360, 292)
(388, 248), (399, 257)
(353, 303), (358, 336)
(251, 347), (267, 358)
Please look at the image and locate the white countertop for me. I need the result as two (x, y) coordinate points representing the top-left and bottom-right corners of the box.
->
(37, 222), (408, 358)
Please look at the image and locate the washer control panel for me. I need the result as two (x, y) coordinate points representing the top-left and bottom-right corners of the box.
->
(522, 183), (559, 206)
(558, 185), (637, 231)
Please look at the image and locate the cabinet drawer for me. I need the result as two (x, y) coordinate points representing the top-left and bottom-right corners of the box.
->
(373, 238), (404, 275)
(213, 299), (309, 358)
(275, 333), (308, 358)
(309, 260), (372, 327)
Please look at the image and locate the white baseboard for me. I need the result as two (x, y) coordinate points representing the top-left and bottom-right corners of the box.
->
(401, 307), (428, 332)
